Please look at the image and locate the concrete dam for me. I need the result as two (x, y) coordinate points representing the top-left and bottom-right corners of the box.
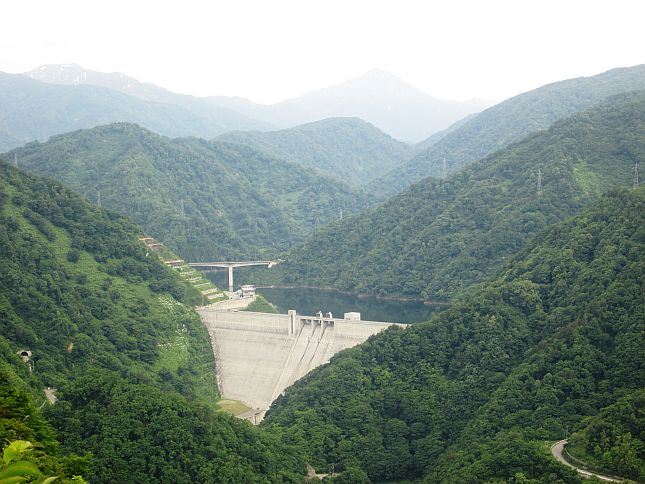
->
(197, 306), (398, 418)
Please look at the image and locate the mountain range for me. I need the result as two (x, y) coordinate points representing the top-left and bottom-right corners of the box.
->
(23, 64), (488, 143)
(0, 71), (270, 151)
(261, 90), (645, 299)
(207, 69), (490, 142)
(370, 63), (645, 196)
(7, 123), (373, 260)
(2, 59), (644, 483)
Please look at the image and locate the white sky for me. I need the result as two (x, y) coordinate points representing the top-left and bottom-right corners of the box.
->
(1, 0), (644, 104)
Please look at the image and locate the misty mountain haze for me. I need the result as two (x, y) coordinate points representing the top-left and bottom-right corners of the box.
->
(24, 64), (489, 142)
(208, 68), (492, 142)
(0, 70), (271, 151)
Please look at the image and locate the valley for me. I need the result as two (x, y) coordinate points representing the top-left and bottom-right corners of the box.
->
(1, 50), (643, 484)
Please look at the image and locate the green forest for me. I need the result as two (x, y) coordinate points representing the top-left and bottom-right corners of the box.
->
(0, 162), (305, 482)
(217, 117), (412, 189)
(263, 188), (645, 482)
(1, 60), (644, 484)
(262, 90), (645, 300)
(8, 122), (373, 261)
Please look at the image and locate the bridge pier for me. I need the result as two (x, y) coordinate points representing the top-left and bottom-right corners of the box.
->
(187, 260), (277, 294)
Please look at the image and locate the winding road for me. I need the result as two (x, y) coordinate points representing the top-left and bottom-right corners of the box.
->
(550, 440), (625, 482)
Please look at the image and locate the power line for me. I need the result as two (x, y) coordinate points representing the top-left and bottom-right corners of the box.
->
(634, 162), (640, 189)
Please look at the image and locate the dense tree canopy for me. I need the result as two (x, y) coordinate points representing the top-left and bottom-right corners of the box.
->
(0, 162), (305, 482)
(217, 117), (413, 189)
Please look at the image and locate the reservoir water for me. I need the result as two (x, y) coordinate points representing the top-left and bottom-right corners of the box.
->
(206, 271), (446, 323)
(257, 287), (445, 324)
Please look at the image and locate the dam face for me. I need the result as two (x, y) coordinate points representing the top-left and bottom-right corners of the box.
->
(197, 307), (396, 418)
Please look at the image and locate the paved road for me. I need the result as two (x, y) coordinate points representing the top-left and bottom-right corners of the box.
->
(550, 439), (624, 482)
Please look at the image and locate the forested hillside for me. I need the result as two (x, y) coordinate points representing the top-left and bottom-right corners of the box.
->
(8, 123), (372, 260)
(264, 188), (645, 482)
(217, 117), (413, 187)
(0, 162), (305, 482)
(371, 63), (645, 196)
(0, 72), (269, 151)
(265, 90), (644, 299)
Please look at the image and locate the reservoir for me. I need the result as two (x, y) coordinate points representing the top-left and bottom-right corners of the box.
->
(206, 271), (446, 323)
(257, 287), (445, 324)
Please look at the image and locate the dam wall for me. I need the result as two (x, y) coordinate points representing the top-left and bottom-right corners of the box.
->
(197, 307), (397, 418)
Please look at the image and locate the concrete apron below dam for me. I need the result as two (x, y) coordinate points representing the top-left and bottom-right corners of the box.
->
(196, 306), (400, 422)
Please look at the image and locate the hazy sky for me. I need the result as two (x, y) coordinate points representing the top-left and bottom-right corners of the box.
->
(2, 0), (644, 104)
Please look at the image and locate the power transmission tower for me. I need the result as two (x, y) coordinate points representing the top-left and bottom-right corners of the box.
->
(442, 158), (447, 180)
(537, 169), (543, 197)
(97, 190), (101, 208)
(14, 153), (18, 168)
(339, 208), (343, 220)
(634, 162), (640, 189)
(180, 198), (185, 217)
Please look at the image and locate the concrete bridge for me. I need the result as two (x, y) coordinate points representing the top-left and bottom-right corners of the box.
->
(196, 307), (402, 420)
(188, 261), (276, 292)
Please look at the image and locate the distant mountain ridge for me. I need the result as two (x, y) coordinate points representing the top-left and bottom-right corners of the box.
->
(208, 68), (491, 142)
(217, 117), (414, 187)
(0, 70), (270, 151)
(370, 64), (645, 196)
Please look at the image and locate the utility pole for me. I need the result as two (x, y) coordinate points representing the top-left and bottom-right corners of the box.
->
(442, 158), (447, 180)
(634, 162), (640, 189)
(537, 169), (543, 197)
